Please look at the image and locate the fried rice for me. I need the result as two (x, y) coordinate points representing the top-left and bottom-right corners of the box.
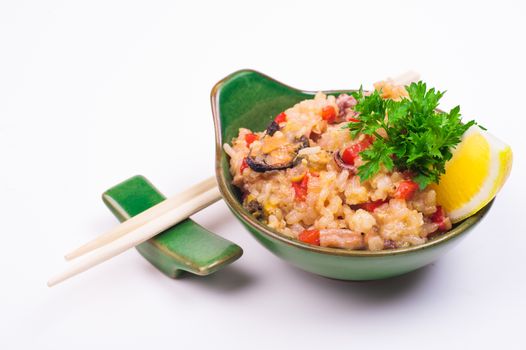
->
(223, 81), (452, 251)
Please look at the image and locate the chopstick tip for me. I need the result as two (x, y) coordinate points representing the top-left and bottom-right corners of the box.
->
(47, 275), (63, 288)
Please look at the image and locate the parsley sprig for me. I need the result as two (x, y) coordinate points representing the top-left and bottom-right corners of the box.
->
(345, 82), (479, 189)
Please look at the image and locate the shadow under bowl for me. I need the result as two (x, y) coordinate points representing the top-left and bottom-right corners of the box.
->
(211, 69), (493, 281)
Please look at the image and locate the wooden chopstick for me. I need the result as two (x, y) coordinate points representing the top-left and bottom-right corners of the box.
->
(48, 185), (222, 287)
(64, 176), (217, 260)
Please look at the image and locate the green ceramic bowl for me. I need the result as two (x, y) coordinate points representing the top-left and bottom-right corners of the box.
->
(212, 69), (493, 281)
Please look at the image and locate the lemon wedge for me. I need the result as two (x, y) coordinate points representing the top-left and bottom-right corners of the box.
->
(431, 126), (512, 223)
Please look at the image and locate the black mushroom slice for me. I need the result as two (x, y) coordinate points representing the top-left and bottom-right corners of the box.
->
(265, 120), (280, 136)
(246, 135), (310, 173)
(244, 198), (263, 219)
(333, 150), (357, 174)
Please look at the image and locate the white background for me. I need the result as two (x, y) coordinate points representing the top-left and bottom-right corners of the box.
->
(1, 1), (525, 349)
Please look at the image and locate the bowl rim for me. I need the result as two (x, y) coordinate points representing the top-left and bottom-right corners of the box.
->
(211, 69), (493, 257)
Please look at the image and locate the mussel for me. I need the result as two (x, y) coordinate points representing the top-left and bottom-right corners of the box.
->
(247, 135), (310, 173)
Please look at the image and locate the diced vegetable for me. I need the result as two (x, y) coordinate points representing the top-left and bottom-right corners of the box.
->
(321, 106), (337, 124)
(274, 112), (287, 124)
(290, 171), (306, 183)
(360, 200), (387, 212)
(341, 136), (373, 165)
(298, 229), (320, 245)
(244, 133), (258, 146)
(240, 157), (249, 173)
(394, 180), (419, 200)
(292, 173), (309, 201)
(334, 151), (357, 174)
(341, 147), (357, 165)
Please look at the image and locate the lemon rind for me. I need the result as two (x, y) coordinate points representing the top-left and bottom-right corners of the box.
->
(447, 128), (511, 223)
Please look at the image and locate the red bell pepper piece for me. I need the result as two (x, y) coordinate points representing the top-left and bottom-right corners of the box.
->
(321, 105), (337, 124)
(341, 136), (373, 165)
(298, 229), (320, 245)
(274, 112), (287, 124)
(244, 133), (258, 146)
(292, 173), (309, 201)
(394, 180), (419, 200)
(359, 199), (387, 212)
(240, 157), (249, 173)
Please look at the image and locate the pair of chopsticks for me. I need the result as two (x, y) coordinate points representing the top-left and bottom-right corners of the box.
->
(47, 71), (420, 287)
(47, 177), (221, 287)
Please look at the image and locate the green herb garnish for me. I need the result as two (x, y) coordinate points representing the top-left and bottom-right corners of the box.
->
(344, 82), (478, 189)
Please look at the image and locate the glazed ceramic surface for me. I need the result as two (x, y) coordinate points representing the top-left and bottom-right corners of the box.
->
(212, 69), (493, 280)
(103, 175), (242, 278)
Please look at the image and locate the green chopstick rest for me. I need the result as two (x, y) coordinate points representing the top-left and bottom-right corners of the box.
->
(102, 175), (243, 278)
